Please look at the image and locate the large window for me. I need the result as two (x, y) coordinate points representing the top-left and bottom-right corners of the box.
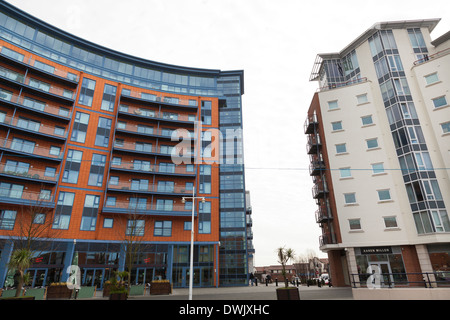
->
(71, 112), (89, 143)
(80, 195), (100, 231)
(62, 149), (83, 184)
(88, 154), (106, 187)
(95, 117), (112, 147)
(154, 221), (172, 237)
(126, 219), (145, 236)
(78, 78), (96, 106)
(0, 210), (16, 230)
(101, 84), (117, 111)
(53, 192), (75, 229)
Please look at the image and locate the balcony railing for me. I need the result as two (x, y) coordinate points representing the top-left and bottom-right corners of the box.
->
(0, 189), (55, 207)
(351, 272), (450, 288)
(312, 183), (328, 199)
(0, 45), (79, 82)
(309, 161), (325, 176)
(116, 123), (194, 139)
(0, 65), (74, 100)
(107, 181), (192, 195)
(113, 141), (194, 158)
(0, 91), (72, 120)
(413, 47), (450, 66)
(318, 77), (368, 92)
(119, 104), (196, 123)
(103, 200), (192, 216)
(110, 161), (195, 176)
(0, 137), (63, 160)
(122, 90), (198, 108)
(0, 163), (58, 183)
(315, 204), (332, 223)
(306, 135), (321, 155)
(0, 113), (67, 139)
(319, 233), (337, 247)
(304, 114), (318, 134)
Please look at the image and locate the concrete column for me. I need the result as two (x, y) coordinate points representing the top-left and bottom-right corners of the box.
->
(415, 244), (436, 287)
(345, 247), (359, 287)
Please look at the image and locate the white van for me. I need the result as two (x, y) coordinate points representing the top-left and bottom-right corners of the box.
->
(320, 273), (329, 284)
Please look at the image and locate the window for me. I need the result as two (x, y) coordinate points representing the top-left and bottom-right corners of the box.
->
(339, 168), (351, 178)
(425, 73), (439, 85)
(106, 197), (116, 207)
(408, 28), (426, 49)
(80, 195), (100, 231)
(387, 55), (404, 72)
(200, 165), (211, 194)
(384, 216), (398, 229)
(0, 182), (24, 199)
(95, 117), (112, 147)
(5, 160), (29, 175)
(136, 142), (152, 153)
(156, 199), (173, 211)
(407, 126), (425, 144)
(441, 122), (450, 134)
(399, 102), (418, 120)
(101, 84), (117, 111)
(336, 143), (347, 154)
(393, 78), (411, 96)
(44, 167), (56, 178)
(201, 100), (212, 125)
(126, 219), (145, 236)
(1, 47), (24, 61)
(371, 163), (385, 175)
(344, 193), (357, 204)
(0, 210), (16, 230)
(328, 100), (339, 110)
(129, 197), (147, 210)
(103, 218), (114, 228)
(199, 201), (211, 234)
(33, 213), (46, 225)
(349, 219), (361, 230)
(71, 112), (89, 143)
(154, 221), (172, 237)
(131, 179), (149, 191)
(17, 117), (40, 132)
(49, 146), (60, 156)
(62, 149), (83, 184)
(361, 115), (373, 126)
(414, 152), (433, 171)
(377, 189), (391, 201)
(431, 210), (450, 232)
(366, 138), (378, 149)
(432, 96), (447, 108)
(53, 192), (75, 229)
(356, 94), (368, 104)
(422, 180), (443, 201)
(88, 154), (106, 186)
(78, 77), (96, 106)
(332, 121), (343, 131)
(157, 181), (174, 192)
(11, 138), (35, 153)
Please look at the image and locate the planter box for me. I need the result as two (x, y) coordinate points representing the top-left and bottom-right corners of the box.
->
(150, 282), (172, 295)
(276, 287), (300, 300)
(46, 285), (73, 299)
(109, 292), (128, 300)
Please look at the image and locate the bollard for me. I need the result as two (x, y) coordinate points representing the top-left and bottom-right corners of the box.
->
(275, 279), (278, 287)
(265, 278), (268, 286)
(255, 278), (258, 286)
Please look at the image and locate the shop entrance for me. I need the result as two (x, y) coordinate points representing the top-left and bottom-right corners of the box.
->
(367, 262), (395, 288)
(82, 268), (105, 288)
(26, 268), (47, 287)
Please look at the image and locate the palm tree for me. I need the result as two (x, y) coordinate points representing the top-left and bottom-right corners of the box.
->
(277, 247), (295, 288)
(8, 248), (33, 297)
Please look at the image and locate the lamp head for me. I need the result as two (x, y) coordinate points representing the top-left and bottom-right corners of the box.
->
(181, 198), (186, 204)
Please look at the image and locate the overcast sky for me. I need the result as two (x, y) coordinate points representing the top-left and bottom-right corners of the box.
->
(7, 0), (449, 266)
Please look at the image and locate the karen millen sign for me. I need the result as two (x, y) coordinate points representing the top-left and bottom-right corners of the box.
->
(360, 247), (392, 255)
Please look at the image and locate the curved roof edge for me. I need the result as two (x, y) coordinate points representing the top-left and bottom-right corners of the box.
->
(1, 0), (244, 89)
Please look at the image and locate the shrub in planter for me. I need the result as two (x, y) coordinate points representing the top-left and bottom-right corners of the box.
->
(46, 283), (73, 299)
(108, 271), (128, 300)
(150, 280), (172, 295)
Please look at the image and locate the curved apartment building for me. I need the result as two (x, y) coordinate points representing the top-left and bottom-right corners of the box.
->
(0, 1), (251, 289)
(306, 20), (450, 287)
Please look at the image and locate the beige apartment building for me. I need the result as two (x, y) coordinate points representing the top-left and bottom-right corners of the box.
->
(305, 19), (450, 287)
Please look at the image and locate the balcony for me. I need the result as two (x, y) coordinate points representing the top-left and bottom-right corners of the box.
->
(319, 233), (337, 247)
(121, 90), (198, 109)
(115, 123), (194, 141)
(102, 200), (193, 216)
(107, 180), (193, 195)
(413, 47), (450, 66)
(315, 204), (333, 223)
(312, 183), (328, 199)
(318, 77), (368, 92)
(0, 163), (58, 184)
(113, 140), (194, 158)
(110, 161), (195, 177)
(0, 137), (63, 161)
(0, 189), (55, 208)
(0, 65), (74, 102)
(0, 45), (79, 84)
(304, 114), (318, 134)
(118, 104), (196, 125)
(0, 114), (67, 141)
(309, 160), (325, 176)
(306, 134), (321, 155)
(0, 91), (72, 121)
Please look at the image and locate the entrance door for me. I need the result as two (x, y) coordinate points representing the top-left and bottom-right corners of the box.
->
(183, 267), (201, 288)
(82, 268), (105, 288)
(136, 268), (154, 284)
(26, 268), (47, 287)
(368, 262), (394, 288)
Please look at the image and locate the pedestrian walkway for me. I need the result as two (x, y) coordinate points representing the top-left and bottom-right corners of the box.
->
(87, 283), (353, 300)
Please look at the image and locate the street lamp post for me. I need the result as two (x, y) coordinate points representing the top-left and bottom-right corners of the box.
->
(182, 186), (205, 300)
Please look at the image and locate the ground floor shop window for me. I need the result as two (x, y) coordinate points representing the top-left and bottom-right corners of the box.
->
(428, 244), (450, 286)
(355, 246), (407, 287)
